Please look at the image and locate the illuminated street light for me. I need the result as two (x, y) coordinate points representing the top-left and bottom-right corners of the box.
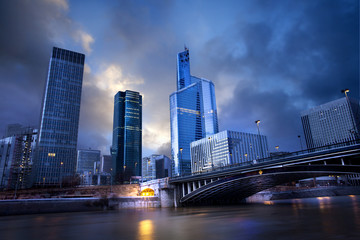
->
(341, 89), (358, 140)
(255, 120), (264, 159)
(179, 148), (183, 176)
(208, 137), (214, 171)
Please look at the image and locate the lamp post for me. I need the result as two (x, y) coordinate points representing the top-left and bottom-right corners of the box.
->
(208, 137), (214, 171)
(341, 89), (358, 141)
(110, 168), (113, 193)
(179, 148), (183, 176)
(298, 135), (303, 151)
(255, 120), (264, 159)
(60, 161), (63, 188)
(275, 146), (279, 151)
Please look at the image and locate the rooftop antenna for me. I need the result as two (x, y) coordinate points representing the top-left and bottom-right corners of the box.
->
(184, 44), (188, 51)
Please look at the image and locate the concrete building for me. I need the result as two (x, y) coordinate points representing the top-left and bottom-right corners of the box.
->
(170, 48), (219, 176)
(301, 97), (360, 149)
(35, 47), (85, 186)
(0, 128), (38, 189)
(111, 90), (142, 183)
(191, 130), (269, 173)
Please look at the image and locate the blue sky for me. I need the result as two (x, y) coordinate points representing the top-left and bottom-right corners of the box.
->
(0, 0), (358, 157)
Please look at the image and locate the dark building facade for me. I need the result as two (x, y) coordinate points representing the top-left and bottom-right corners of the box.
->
(111, 90), (142, 183)
(35, 47), (85, 186)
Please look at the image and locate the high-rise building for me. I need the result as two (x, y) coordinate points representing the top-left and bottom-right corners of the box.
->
(34, 47), (85, 186)
(0, 128), (38, 189)
(301, 97), (360, 149)
(111, 90), (142, 183)
(190, 130), (269, 173)
(170, 48), (219, 176)
(142, 154), (172, 181)
(77, 149), (101, 174)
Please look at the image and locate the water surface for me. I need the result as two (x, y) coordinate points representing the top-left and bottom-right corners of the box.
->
(1, 195), (359, 240)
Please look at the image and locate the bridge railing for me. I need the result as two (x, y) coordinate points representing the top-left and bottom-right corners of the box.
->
(171, 139), (360, 179)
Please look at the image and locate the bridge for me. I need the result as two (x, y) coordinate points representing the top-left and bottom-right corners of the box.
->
(165, 141), (360, 206)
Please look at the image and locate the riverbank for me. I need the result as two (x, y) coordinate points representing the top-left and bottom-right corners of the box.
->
(0, 196), (160, 216)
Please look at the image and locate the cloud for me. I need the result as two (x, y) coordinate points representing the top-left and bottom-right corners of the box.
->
(74, 30), (95, 54)
(45, 0), (69, 11)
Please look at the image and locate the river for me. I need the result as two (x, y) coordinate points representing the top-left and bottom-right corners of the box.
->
(1, 195), (359, 240)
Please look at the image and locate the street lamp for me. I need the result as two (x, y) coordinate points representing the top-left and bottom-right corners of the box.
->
(208, 137), (214, 171)
(275, 146), (279, 151)
(110, 168), (113, 193)
(341, 89), (358, 140)
(179, 148), (183, 176)
(60, 161), (64, 188)
(298, 135), (303, 151)
(255, 120), (264, 159)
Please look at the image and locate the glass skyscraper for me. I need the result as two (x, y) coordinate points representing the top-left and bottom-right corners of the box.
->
(301, 97), (360, 149)
(170, 48), (219, 176)
(190, 130), (269, 173)
(111, 90), (142, 183)
(35, 47), (85, 186)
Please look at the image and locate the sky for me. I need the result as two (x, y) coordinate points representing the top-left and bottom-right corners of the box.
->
(0, 0), (359, 157)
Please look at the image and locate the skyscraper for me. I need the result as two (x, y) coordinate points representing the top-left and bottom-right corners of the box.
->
(35, 47), (85, 186)
(301, 97), (360, 149)
(111, 90), (142, 183)
(190, 130), (269, 173)
(170, 48), (219, 176)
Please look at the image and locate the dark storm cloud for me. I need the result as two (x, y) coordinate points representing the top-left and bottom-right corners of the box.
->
(199, 0), (359, 151)
(0, 0), (72, 133)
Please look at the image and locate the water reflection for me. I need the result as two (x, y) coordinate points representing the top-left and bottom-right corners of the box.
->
(0, 196), (359, 240)
(138, 219), (154, 240)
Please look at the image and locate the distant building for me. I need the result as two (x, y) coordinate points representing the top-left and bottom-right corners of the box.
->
(170, 48), (219, 177)
(190, 130), (269, 173)
(5, 124), (35, 137)
(301, 97), (360, 149)
(101, 155), (112, 173)
(111, 90), (142, 183)
(77, 149), (101, 173)
(142, 154), (172, 181)
(142, 155), (157, 181)
(155, 155), (172, 179)
(34, 47), (85, 186)
(0, 128), (38, 189)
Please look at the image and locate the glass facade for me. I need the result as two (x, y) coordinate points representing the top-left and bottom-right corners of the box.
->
(35, 47), (85, 186)
(111, 90), (142, 183)
(76, 149), (101, 173)
(191, 130), (269, 173)
(170, 49), (219, 176)
(301, 97), (360, 149)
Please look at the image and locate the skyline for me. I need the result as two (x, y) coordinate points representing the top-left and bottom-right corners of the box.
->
(0, 0), (359, 157)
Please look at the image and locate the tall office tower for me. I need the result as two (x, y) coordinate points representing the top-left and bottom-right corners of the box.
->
(111, 90), (142, 183)
(0, 128), (38, 189)
(301, 97), (360, 149)
(190, 130), (269, 173)
(35, 47), (85, 186)
(170, 48), (219, 176)
(77, 149), (101, 173)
